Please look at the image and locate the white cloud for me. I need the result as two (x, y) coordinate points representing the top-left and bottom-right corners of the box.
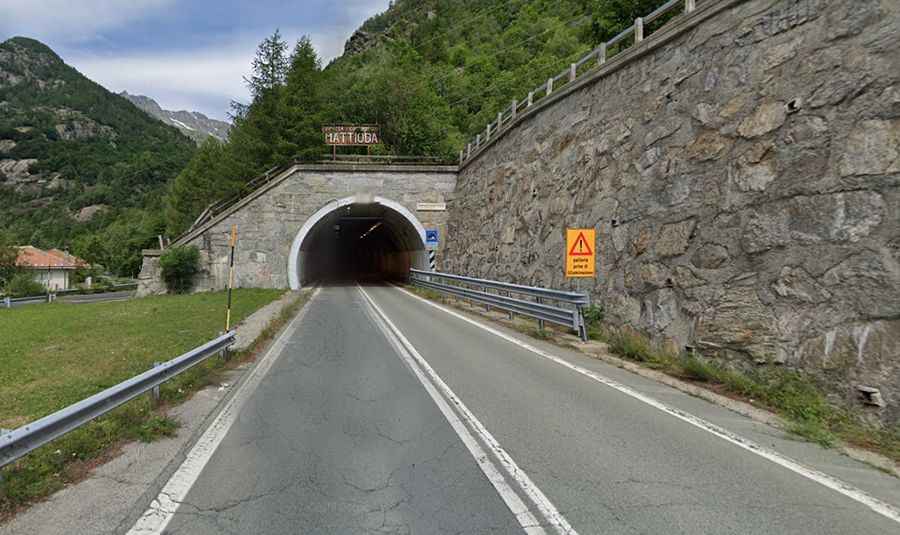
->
(68, 42), (254, 120)
(0, 0), (175, 42)
(5, 0), (393, 119)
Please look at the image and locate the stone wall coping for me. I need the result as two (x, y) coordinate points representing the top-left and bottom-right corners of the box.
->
(295, 163), (459, 173)
(459, 0), (745, 171)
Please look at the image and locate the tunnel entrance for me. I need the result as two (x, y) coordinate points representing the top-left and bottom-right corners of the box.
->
(289, 196), (428, 288)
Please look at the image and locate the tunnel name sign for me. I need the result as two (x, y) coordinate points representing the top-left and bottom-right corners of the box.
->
(323, 125), (380, 146)
(566, 229), (595, 278)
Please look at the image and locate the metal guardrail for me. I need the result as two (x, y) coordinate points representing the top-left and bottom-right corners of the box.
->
(459, 0), (699, 165)
(3, 294), (54, 308)
(0, 332), (236, 469)
(409, 269), (590, 341)
(2, 284), (138, 308)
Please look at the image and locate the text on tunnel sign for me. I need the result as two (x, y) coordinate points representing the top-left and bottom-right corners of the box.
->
(566, 229), (596, 278)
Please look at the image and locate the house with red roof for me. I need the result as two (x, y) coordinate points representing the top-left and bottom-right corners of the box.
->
(15, 246), (88, 291)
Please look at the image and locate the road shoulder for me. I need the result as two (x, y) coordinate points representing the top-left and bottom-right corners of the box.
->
(0, 290), (312, 535)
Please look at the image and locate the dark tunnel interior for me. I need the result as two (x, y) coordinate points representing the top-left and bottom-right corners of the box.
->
(298, 202), (425, 286)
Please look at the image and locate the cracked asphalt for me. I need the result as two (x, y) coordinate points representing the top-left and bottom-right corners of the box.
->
(160, 285), (900, 534)
(162, 285), (522, 534)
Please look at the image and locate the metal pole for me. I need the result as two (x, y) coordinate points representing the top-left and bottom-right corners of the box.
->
(150, 362), (162, 406)
(635, 17), (644, 43)
(537, 297), (545, 330)
(225, 225), (237, 332)
(599, 42), (607, 65)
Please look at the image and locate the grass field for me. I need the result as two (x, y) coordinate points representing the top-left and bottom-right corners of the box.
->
(0, 288), (285, 515)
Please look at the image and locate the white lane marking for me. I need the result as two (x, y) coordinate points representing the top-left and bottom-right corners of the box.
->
(359, 286), (578, 535)
(394, 285), (900, 525)
(127, 289), (320, 534)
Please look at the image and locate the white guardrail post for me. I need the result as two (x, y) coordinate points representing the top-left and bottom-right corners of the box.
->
(4, 296), (10, 309)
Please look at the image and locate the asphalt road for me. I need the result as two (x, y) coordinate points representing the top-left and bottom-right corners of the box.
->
(148, 285), (900, 534)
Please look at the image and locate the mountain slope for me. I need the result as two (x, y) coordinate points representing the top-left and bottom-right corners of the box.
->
(119, 91), (231, 144)
(0, 36), (196, 275)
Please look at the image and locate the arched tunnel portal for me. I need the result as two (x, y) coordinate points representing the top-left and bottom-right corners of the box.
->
(288, 196), (429, 289)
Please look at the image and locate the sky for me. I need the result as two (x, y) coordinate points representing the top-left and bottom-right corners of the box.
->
(0, 0), (392, 121)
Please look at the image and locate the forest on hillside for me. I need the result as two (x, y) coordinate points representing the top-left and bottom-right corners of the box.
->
(164, 0), (668, 235)
(0, 0), (666, 281)
(0, 37), (195, 278)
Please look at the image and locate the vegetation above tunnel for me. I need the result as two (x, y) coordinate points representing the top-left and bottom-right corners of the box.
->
(164, 0), (671, 236)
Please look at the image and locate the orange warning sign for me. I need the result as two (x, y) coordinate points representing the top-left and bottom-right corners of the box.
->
(566, 229), (596, 278)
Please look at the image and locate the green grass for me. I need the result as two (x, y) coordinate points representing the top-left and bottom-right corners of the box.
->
(596, 327), (900, 461)
(0, 288), (285, 516)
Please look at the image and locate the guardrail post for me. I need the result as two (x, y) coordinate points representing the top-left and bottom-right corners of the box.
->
(569, 63), (577, 82)
(459, 149), (464, 164)
(546, 77), (554, 95)
(635, 17), (644, 43)
(476, 133), (481, 147)
(576, 306), (589, 342)
(467, 143), (472, 159)
(527, 91), (534, 107)
(486, 122), (491, 141)
(511, 99), (518, 120)
(686, 0), (696, 13)
(4, 296), (9, 309)
(0, 428), (7, 482)
(150, 362), (162, 406)
(497, 112), (503, 131)
(536, 297), (545, 330)
(598, 42), (607, 65)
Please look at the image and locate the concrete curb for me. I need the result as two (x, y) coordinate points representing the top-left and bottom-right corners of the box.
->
(231, 290), (305, 352)
(423, 291), (900, 479)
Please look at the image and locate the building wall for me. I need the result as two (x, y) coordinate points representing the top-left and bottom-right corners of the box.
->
(30, 269), (69, 291)
(138, 165), (457, 295)
(443, 0), (900, 423)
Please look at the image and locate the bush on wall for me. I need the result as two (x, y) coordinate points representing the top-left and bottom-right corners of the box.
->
(159, 246), (200, 294)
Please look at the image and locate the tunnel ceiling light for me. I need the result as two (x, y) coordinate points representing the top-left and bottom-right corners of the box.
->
(359, 222), (382, 240)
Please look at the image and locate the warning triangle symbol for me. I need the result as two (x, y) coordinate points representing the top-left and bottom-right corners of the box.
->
(569, 232), (593, 256)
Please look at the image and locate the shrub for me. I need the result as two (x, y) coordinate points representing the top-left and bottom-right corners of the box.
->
(679, 354), (718, 382)
(5, 273), (47, 297)
(582, 304), (604, 326)
(159, 246), (200, 294)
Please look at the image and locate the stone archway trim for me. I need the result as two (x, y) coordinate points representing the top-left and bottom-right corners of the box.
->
(287, 195), (429, 289)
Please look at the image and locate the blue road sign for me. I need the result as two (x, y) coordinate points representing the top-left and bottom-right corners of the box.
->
(425, 229), (439, 246)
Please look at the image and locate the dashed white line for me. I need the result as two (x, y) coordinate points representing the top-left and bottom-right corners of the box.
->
(393, 285), (900, 525)
(359, 285), (578, 535)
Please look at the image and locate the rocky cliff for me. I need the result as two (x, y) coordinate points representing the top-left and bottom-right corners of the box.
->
(443, 0), (900, 424)
(0, 36), (194, 259)
(119, 91), (230, 144)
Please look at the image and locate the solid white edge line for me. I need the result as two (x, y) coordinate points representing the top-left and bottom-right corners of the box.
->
(359, 286), (578, 535)
(126, 288), (321, 535)
(394, 285), (900, 525)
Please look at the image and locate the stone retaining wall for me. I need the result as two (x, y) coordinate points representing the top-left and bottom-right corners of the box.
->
(443, 0), (900, 424)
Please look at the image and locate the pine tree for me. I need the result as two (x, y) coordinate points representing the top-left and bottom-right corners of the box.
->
(276, 36), (327, 162)
(244, 29), (290, 99)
